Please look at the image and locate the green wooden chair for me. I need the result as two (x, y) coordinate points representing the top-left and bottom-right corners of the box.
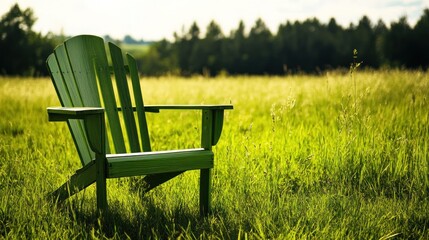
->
(46, 35), (232, 217)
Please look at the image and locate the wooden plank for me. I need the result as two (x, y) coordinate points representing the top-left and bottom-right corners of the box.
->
(63, 36), (101, 107)
(126, 53), (152, 152)
(107, 149), (213, 178)
(108, 42), (140, 153)
(52, 45), (84, 107)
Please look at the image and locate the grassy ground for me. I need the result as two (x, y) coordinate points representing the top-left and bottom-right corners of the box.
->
(0, 70), (428, 239)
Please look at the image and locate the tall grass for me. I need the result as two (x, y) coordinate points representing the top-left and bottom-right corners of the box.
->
(0, 70), (428, 239)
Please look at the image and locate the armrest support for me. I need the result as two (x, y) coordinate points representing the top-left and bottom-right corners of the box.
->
(47, 107), (106, 155)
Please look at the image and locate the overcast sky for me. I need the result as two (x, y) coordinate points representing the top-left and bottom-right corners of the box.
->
(1, 0), (428, 41)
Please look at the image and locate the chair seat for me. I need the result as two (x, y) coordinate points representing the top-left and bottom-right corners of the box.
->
(107, 148), (214, 178)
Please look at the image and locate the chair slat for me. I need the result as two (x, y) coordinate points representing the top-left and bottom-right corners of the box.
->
(63, 37), (101, 107)
(127, 54), (152, 152)
(109, 43), (141, 152)
(52, 45), (84, 107)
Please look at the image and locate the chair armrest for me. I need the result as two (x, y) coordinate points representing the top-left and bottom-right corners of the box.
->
(47, 107), (104, 121)
(144, 104), (233, 112)
(117, 105), (233, 113)
(47, 107), (106, 154)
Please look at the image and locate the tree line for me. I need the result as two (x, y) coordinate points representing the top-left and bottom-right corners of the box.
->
(0, 4), (60, 76)
(140, 9), (429, 76)
(1, 4), (428, 76)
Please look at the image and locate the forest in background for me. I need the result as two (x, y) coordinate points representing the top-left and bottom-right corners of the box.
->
(1, 3), (429, 77)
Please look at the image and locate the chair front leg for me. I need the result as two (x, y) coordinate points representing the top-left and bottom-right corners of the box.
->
(200, 110), (214, 216)
(83, 113), (108, 218)
(200, 168), (212, 216)
(95, 153), (107, 218)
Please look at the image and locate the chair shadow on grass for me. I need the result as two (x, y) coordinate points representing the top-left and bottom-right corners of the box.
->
(56, 185), (240, 239)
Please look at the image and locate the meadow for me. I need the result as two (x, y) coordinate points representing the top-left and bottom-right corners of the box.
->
(121, 43), (151, 59)
(0, 70), (428, 239)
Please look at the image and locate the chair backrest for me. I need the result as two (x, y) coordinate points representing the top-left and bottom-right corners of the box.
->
(47, 35), (151, 166)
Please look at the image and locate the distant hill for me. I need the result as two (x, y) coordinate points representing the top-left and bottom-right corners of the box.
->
(104, 34), (153, 45)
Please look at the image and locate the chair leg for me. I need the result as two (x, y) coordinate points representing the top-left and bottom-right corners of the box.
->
(199, 168), (212, 217)
(96, 154), (108, 218)
(96, 176), (107, 217)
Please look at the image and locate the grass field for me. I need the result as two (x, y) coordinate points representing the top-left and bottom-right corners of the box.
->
(121, 43), (151, 59)
(0, 70), (428, 239)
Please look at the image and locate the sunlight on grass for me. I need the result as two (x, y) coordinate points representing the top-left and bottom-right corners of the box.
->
(0, 70), (428, 238)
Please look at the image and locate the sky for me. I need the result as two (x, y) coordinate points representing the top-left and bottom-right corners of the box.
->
(1, 0), (428, 41)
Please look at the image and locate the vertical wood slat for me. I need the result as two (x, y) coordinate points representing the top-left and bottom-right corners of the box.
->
(65, 35), (126, 153)
(47, 53), (94, 165)
(127, 54), (152, 152)
(91, 39), (125, 154)
(63, 37), (101, 107)
(108, 43), (141, 153)
(52, 46), (84, 106)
